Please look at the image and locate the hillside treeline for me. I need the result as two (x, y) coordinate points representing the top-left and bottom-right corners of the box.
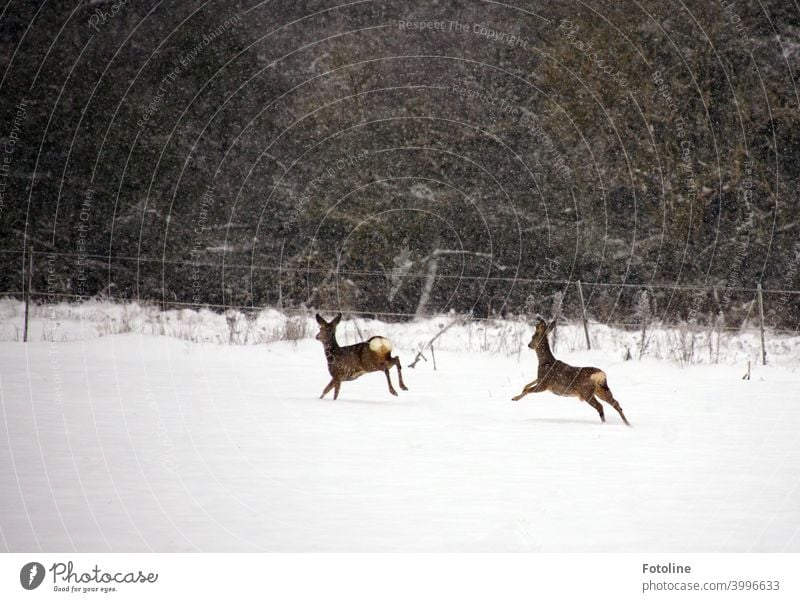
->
(1, 0), (798, 327)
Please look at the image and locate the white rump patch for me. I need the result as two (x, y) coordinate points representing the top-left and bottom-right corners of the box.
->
(590, 371), (607, 385)
(369, 337), (392, 354)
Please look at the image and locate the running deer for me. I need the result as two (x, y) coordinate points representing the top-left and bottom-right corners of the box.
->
(512, 317), (631, 425)
(315, 313), (408, 399)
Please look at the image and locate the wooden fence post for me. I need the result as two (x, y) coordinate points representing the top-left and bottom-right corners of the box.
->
(757, 282), (766, 365)
(577, 280), (591, 350)
(277, 238), (285, 311)
(23, 247), (33, 342)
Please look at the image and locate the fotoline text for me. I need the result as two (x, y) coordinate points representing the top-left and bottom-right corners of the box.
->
(643, 563), (691, 574)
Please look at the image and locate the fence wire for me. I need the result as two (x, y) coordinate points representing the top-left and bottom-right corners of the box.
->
(3, 248), (799, 340)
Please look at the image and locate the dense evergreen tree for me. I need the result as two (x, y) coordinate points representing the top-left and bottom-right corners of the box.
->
(1, 0), (797, 327)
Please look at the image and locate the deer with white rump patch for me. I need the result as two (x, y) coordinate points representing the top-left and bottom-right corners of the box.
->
(315, 313), (408, 399)
(512, 317), (631, 425)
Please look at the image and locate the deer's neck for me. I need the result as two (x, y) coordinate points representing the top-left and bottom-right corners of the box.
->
(535, 339), (556, 366)
(323, 335), (339, 363)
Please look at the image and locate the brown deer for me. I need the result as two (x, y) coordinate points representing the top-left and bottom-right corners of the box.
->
(315, 313), (408, 399)
(512, 317), (631, 426)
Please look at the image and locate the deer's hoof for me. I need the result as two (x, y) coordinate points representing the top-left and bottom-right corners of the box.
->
(390, 389), (398, 397)
(400, 384), (409, 391)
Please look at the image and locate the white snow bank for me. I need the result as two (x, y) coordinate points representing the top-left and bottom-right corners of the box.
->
(1, 297), (797, 370)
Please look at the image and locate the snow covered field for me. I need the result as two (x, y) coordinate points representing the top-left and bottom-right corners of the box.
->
(1, 301), (799, 551)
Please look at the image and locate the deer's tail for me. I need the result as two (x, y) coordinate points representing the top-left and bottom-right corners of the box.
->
(589, 370), (609, 390)
(368, 336), (393, 356)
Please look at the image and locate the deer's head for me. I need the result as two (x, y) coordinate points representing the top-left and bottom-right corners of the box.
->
(529, 317), (555, 350)
(315, 313), (342, 344)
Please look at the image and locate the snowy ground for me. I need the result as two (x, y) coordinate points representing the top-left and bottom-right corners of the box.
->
(2, 308), (800, 551)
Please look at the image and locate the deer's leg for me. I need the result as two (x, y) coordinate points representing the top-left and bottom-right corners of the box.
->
(333, 381), (341, 400)
(587, 396), (606, 423)
(595, 385), (631, 426)
(511, 389), (529, 401)
(391, 356), (408, 391)
(512, 378), (543, 401)
(383, 366), (399, 396)
(320, 378), (336, 399)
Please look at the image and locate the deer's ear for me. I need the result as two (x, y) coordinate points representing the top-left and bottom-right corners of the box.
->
(547, 320), (557, 333)
(315, 314), (326, 326)
(332, 313), (342, 326)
